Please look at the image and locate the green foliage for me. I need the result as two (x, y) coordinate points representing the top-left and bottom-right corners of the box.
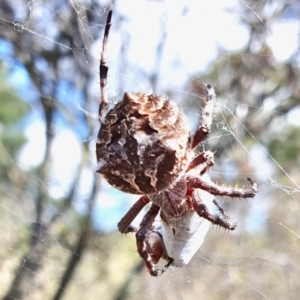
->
(0, 65), (29, 176)
(0, 66), (29, 124)
(268, 125), (300, 170)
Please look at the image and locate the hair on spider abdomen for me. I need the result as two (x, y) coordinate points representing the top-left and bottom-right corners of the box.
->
(96, 92), (191, 194)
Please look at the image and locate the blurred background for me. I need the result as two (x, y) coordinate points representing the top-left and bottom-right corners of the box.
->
(1, 0), (300, 299)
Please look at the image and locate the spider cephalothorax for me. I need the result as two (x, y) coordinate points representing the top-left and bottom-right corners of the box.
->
(96, 10), (258, 276)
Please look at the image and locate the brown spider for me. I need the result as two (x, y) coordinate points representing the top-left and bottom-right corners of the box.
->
(96, 10), (258, 276)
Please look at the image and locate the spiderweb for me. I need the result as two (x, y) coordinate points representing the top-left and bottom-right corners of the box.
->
(1, 0), (300, 299)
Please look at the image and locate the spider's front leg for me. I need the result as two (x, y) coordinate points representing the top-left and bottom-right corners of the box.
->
(186, 150), (215, 175)
(118, 196), (150, 233)
(136, 204), (173, 276)
(189, 175), (257, 230)
(192, 189), (237, 231)
(189, 176), (258, 198)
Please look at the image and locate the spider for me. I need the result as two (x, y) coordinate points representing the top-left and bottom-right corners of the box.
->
(96, 10), (258, 276)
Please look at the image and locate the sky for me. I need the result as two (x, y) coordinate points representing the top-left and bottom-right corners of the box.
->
(10, 0), (299, 232)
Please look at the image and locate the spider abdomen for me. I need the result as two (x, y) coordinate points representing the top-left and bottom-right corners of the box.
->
(96, 92), (190, 194)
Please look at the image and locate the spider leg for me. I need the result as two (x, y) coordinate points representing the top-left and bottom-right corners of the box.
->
(189, 177), (258, 198)
(136, 204), (173, 276)
(213, 199), (234, 225)
(118, 196), (150, 233)
(192, 193), (236, 230)
(191, 84), (216, 149)
(186, 150), (215, 174)
(99, 10), (113, 123)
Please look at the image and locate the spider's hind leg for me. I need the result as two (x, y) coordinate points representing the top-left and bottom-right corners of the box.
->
(99, 10), (113, 123)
